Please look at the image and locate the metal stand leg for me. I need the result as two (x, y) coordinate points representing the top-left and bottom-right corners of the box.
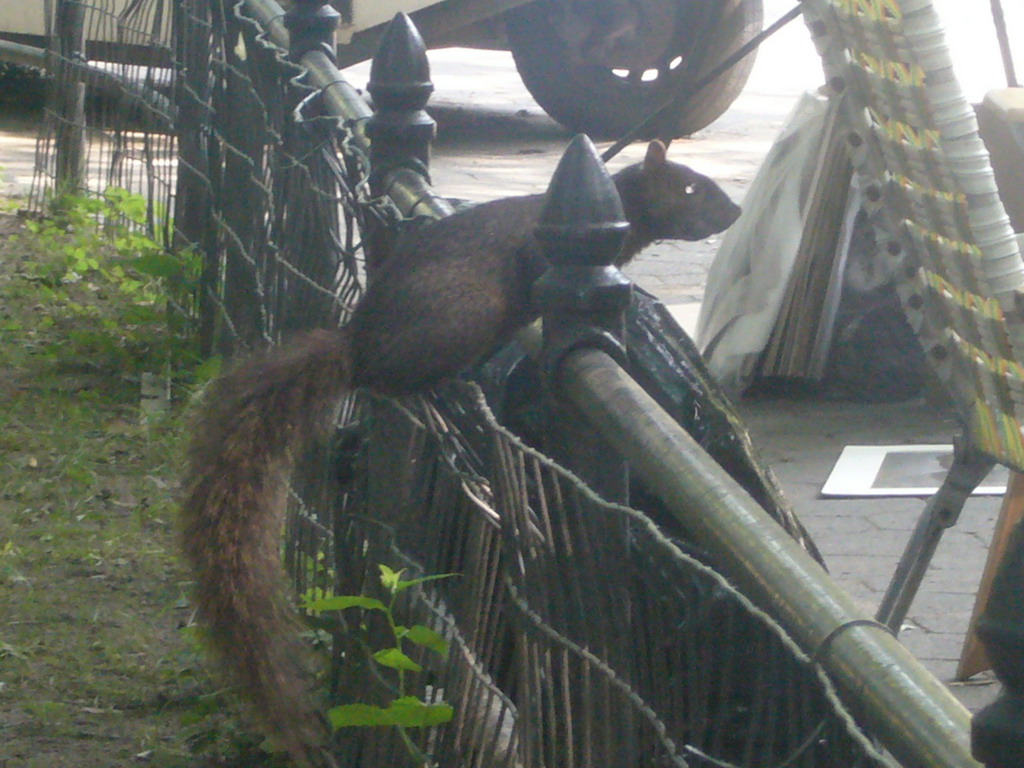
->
(876, 437), (996, 633)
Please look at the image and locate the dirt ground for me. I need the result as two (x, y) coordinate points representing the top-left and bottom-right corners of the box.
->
(0, 204), (286, 768)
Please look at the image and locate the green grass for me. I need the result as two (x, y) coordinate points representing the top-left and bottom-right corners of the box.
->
(0, 199), (285, 767)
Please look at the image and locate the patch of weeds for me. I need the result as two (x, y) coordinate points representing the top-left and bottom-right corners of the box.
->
(308, 565), (456, 766)
(23, 700), (72, 726)
(0, 193), (267, 767)
(12, 187), (202, 382)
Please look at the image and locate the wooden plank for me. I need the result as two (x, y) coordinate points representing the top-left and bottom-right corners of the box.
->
(956, 470), (1024, 680)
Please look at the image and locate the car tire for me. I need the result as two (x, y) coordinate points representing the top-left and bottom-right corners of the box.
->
(505, 0), (763, 139)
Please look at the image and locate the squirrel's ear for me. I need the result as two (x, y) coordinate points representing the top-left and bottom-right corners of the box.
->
(643, 139), (668, 170)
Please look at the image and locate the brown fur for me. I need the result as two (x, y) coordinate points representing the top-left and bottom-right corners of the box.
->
(180, 140), (739, 766)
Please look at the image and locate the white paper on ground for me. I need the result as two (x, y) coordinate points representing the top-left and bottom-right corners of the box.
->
(821, 444), (1009, 497)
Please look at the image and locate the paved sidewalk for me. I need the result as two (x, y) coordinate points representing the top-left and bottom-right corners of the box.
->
(738, 397), (1001, 713)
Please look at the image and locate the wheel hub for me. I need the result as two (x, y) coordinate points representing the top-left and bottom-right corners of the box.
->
(553, 0), (680, 71)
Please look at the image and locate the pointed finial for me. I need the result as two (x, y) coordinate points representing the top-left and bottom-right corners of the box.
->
(368, 13), (432, 110)
(536, 134), (629, 266)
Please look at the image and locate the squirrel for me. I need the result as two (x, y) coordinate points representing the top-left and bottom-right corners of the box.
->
(180, 139), (740, 766)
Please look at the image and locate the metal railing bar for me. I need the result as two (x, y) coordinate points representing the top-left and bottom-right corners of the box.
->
(554, 342), (980, 768)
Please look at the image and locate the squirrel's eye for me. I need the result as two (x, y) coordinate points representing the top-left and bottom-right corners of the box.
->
(684, 183), (699, 195)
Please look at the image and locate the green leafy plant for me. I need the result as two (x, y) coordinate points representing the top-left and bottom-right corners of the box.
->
(12, 187), (201, 380)
(0, 192), (263, 767)
(305, 565), (456, 765)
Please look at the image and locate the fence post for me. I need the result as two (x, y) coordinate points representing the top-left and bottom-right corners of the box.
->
(173, 0), (217, 354)
(971, 519), (1024, 767)
(280, 0), (345, 335)
(213, 5), (270, 354)
(535, 134), (633, 504)
(364, 12), (437, 276)
(284, 0), (340, 62)
(53, 0), (86, 197)
(532, 134), (636, 762)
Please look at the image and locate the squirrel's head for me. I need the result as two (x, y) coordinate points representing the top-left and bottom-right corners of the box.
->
(628, 140), (741, 242)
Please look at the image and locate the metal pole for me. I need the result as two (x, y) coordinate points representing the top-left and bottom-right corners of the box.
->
(243, 0), (372, 127)
(241, 0), (453, 225)
(876, 439), (996, 633)
(173, 0), (216, 355)
(533, 135), (636, 757)
(552, 345), (980, 768)
(364, 12), (453, 274)
(989, 0), (1019, 88)
(0, 39), (47, 68)
(54, 0), (87, 197)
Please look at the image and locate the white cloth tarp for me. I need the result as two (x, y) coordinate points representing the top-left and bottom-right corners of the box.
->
(696, 91), (839, 392)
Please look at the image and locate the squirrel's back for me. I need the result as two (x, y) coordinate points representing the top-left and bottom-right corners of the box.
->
(352, 194), (548, 393)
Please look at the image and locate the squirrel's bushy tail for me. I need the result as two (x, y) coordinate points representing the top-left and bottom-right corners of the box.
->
(181, 327), (354, 766)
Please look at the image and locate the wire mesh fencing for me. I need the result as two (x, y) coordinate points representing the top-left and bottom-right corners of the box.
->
(31, 0), (177, 241)
(32, 0), (370, 355)
(31, 2), (914, 766)
(320, 384), (899, 768)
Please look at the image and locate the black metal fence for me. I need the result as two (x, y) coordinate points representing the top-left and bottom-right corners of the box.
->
(30, 0), (177, 243)
(25, 2), (921, 766)
(29, 0), (367, 355)
(324, 380), (894, 768)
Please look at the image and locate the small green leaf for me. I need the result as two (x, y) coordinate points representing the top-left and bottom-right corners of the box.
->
(393, 572), (458, 594)
(378, 563), (404, 591)
(105, 186), (148, 224)
(404, 625), (449, 659)
(304, 595), (387, 613)
(327, 698), (453, 729)
(327, 703), (396, 728)
(134, 253), (182, 279)
(372, 648), (422, 672)
(193, 356), (223, 384)
(388, 697), (454, 727)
